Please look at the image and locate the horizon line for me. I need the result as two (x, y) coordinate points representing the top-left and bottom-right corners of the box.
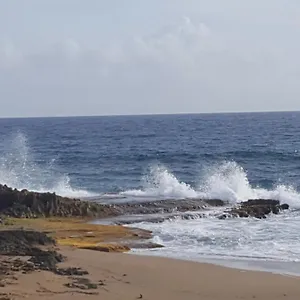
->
(0, 109), (300, 120)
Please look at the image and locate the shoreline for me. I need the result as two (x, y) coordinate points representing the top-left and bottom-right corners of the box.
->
(2, 219), (300, 300)
(2, 246), (300, 299)
(129, 249), (300, 277)
(0, 184), (299, 298)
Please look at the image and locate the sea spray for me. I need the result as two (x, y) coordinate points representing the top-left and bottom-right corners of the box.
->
(122, 164), (198, 198)
(0, 132), (94, 198)
(2, 133), (300, 208)
(121, 162), (300, 208)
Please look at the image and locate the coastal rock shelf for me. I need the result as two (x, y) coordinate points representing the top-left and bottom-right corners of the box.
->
(0, 184), (157, 254)
(109, 198), (290, 223)
(111, 198), (225, 215)
(0, 184), (118, 218)
(0, 184), (290, 221)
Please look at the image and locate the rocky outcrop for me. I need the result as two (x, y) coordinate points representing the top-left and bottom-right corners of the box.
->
(0, 184), (118, 218)
(0, 184), (227, 219)
(0, 229), (88, 287)
(0, 229), (55, 256)
(222, 199), (289, 219)
(0, 184), (290, 221)
(112, 198), (225, 215)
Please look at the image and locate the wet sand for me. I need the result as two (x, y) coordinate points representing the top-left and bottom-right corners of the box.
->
(2, 247), (300, 300)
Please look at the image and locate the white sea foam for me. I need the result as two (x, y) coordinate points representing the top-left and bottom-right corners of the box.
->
(126, 162), (300, 266)
(130, 211), (300, 264)
(122, 162), (300, 208)
(0, 132), (94, 198)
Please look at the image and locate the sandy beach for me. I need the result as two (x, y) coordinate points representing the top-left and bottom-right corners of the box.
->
(1, 246), (299, 300)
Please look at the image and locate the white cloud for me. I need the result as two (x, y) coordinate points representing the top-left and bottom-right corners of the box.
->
(0, 18), (216, 77)
(58, 39), (81, 60)
(0, 41), (22, 68)
(0, 12), (299, 117)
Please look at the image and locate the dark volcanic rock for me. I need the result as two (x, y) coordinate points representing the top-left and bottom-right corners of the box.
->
(0, 229), (87, 277)
(0, 184), (227, 219)
(0, 230), (64, 273)
(205, 199), (225, 207)
(0, 184), (118, 218)
(280, 203), (289, 210)
(112, 198), (226, 215)
(28, 250), (64, 272)
(227, 199), (289, 219)
(0, 230), (55, 256)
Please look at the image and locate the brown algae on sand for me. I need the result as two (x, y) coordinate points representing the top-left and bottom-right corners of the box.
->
(1, 217), (152, 252)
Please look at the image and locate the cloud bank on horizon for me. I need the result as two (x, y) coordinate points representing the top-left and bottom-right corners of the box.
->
(0, 0), (299, 117)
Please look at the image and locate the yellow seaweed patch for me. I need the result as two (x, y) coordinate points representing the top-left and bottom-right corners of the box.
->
(57, 238), (130, 252)
(2, 217), (151, 253)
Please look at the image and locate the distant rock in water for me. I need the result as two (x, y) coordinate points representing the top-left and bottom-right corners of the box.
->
(222, 199), (289, 219)
(0, 184), (118, 218)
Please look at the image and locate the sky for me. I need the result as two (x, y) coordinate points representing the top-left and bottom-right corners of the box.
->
(0, 0), (300, 117)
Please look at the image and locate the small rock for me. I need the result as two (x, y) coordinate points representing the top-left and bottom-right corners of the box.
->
(280, 204), (289, 210)
(226, 199), (289, 219)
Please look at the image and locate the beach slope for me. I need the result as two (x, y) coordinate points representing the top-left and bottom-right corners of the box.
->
(2, 247), (300, 300)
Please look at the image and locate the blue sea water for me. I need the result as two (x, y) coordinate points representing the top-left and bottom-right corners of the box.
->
(1, 112), (300, 200)
(1, 112), (300, 269)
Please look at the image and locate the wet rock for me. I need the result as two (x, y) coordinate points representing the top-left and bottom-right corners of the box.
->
(227, 199), (289, 219)
(280, 203), (289, 210)
(205, 199), (225, 207)
(0, 184), (228, 220)
(245, 199), (280, 206)
(218, 214), (228, 220)
(112, 198), (226, 215)
(0, 184), (118, 218)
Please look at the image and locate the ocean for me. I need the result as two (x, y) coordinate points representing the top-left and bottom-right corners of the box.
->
(1, 112), (300, 274)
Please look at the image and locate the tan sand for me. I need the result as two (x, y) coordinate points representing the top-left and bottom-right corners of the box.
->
(2, 247), (300, 300)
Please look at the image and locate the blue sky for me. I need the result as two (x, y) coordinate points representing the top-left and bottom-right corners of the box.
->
(0, 0), (299, 117)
